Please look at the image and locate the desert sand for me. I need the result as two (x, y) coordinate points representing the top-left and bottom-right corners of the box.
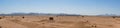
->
(0, 16), (120, 28)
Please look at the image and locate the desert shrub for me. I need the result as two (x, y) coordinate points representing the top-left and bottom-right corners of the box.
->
(82, 16), (84, 17)
(0, 26), (1, 28)
(112, 16), (116, 18)
(22, 16), (24, 18)
(0, 17), (1, 19)
(49, 17), (54, 20)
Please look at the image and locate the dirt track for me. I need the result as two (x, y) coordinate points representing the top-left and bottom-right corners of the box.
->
(0, 16), (120, 28)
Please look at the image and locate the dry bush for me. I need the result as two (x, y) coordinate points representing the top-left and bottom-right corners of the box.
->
(0, 26), (1, 28)
(0, 17), (1, 19)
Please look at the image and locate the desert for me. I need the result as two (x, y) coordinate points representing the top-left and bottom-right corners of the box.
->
(0, 16), (120, 28)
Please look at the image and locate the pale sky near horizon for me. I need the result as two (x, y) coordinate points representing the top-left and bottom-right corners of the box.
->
(0, 0), (120, 15)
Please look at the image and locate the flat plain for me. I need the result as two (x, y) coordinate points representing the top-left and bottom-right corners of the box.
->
(0, 16), (120, 28)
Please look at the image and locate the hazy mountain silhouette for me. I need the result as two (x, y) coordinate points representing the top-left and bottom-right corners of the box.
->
(0, 13), (80, 16)
(97, 14), (120, 16)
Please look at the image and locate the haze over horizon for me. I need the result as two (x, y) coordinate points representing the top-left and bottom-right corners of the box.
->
(0, 0), (120, 15)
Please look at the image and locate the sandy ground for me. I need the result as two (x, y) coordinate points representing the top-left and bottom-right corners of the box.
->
(0, 16), (120, 28)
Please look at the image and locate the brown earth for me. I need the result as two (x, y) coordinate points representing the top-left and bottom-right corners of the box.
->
(0, 16), (120, 28)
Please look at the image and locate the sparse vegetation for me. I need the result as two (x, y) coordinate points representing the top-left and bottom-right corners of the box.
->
(22, 16), (24, 19)
(0, 26), (1, 28)
(0, 16), (120, 28)
(0, 17), (1, 19)
(82, 16), (84, 17)
(112, 16), (116, 19)
(49, 17), (54, 20)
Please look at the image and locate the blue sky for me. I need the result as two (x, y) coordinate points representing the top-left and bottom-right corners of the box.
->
(0, 0), (120, 15)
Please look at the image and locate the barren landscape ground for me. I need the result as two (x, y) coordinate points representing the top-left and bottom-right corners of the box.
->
(0, 16), (120, 28)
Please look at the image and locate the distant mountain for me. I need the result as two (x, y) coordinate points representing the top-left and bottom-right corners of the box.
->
(97, 14), (120, 16)
(0, 13), (80, 16)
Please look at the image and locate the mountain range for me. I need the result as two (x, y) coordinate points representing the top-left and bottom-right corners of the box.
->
(0, 13), (81, 16)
